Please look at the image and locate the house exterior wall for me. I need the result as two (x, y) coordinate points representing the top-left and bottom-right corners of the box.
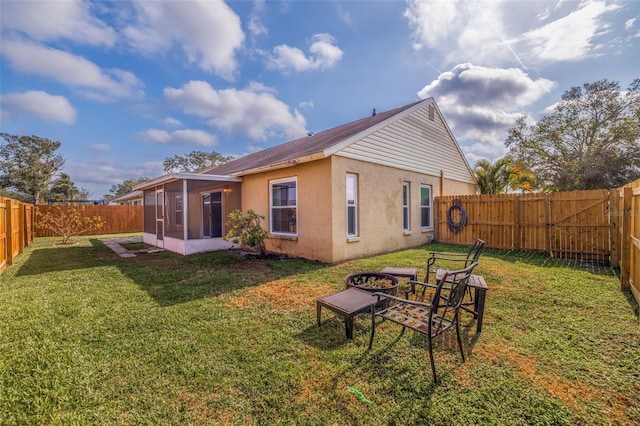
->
(240, 158), (334, 262)
(239, 154), (475, 264)
(329, 156), (476, 262)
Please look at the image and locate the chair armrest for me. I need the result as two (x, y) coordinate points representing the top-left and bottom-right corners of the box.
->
(371, 292), (434, 309)
(428, 251), (468, 258)
(407, 280), (438, 293)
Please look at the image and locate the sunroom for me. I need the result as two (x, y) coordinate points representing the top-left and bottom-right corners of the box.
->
(135, 173), (243, 255)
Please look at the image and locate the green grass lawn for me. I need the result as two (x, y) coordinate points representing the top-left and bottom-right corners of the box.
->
(1, 235), (638, 425)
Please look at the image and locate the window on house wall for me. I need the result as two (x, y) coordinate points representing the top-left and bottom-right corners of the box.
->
(421, 185), (432, 228)
(270, 177), (297, 235)
(403, 182), (410, 231)
(346, 174), (358, 237)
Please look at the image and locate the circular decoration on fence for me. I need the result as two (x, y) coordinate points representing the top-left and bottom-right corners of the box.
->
(447, 199), (467, 233)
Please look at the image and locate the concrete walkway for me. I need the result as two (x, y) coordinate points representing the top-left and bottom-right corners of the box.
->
(100, 236), (164, 258)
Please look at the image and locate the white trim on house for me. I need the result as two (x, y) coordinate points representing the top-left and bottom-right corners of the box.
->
(134, 173), (242, 191)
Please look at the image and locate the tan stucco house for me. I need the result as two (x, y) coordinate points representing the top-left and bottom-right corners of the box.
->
(135, 98), (477, 263)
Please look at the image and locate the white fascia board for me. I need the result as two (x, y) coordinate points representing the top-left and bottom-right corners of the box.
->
(322, 98), (433, 158)
(134, 173), (242, 191)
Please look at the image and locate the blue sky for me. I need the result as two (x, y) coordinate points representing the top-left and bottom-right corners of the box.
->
(1, 0), (638, 199)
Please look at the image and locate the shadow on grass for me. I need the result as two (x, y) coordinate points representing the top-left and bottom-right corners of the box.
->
(16, 238), (327, 307)
(16, 244), (106, 276)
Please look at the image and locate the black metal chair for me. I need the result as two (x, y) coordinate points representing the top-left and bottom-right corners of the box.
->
(406, 239), (484, 306)
(369, 263), (477, 382)
(425, 239), (485, 284)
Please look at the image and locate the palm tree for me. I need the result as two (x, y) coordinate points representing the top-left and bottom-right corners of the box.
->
(474, 158), (537, 194)
(49, 173), (80, 202)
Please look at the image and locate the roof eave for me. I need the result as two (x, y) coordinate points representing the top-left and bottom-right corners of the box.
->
(227, 152), (327, 177)
(134, 173), (243, 191)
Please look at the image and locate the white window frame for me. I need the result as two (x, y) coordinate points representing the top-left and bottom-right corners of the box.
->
(402, 181), (410, 231)
(269, 177), (298, 236)
(420, 184), (432, 229)
(346, 173), (358, 237)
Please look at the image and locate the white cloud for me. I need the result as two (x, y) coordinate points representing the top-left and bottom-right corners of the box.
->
(0, 0), (116, 46)
(164, 81), (307, 141)
(625, 17), (636, 31)
(139, 129), (218, 147)
(520, 0), (621, 62)
(405, 0), (622, 68)
(64, 158), (164, 198)
(267, 33), (343, 72)
(90, 143), (111, 152)
(0, 39), (144, 101)
(163, 117), (183, 127)
(248, 0), (268, 37)
(418, 63), (555, 147)
(0, 91), (77, 124)
(123, 0), (244, 79)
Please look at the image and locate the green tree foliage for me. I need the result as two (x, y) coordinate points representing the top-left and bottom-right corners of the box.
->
(163, 150), (234, 173)
(506, 79), (640, 191)
(0, 133), (65, 204)
(47, 173), (80, 202)
(107, 177), (151, 199)
(223, 209), (268, 256)
(474, 158), (538, 194)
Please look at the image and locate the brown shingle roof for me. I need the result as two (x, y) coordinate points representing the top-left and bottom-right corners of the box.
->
(206, 99), (426, 176)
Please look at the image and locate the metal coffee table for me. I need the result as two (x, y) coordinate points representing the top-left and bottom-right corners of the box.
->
(316, 287), (384, 339)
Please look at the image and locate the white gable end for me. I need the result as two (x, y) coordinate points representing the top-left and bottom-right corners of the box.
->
(333, 102), (475, 184)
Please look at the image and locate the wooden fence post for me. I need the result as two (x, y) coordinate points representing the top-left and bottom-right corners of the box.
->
(514, 195), (521, 251)
(621, 187), (632, 292)
(6, 199), (14, 266)
(609, 190), (620, 268)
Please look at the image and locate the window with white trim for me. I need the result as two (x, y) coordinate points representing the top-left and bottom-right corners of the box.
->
(346, 174), (358, 237)
(402, 182), (410, 231)
(270, 177), (297, 235)
(420, 185), (432, 228)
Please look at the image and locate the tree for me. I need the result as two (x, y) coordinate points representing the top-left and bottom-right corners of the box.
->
(474, 158), (538, 194)
(0, 133), (65, 204)
(48, 173), (80, 202)
(163, 150), (234, 173)
(35, 205), (107, 245)
(106, 177), (151, 199)
(506, 79), (640, 191)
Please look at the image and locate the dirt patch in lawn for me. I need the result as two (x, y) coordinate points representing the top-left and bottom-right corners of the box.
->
(472, 342), (636, 423)
(228, 278), (334, 312)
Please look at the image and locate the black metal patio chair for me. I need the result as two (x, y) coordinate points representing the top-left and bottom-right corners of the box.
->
(368, 263), (477, 382)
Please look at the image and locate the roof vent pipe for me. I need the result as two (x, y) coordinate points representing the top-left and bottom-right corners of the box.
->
(372, 108), (376, 116)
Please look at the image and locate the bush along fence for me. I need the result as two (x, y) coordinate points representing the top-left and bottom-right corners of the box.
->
(436, 179), (640, 309)
(0, 197), (35, 274)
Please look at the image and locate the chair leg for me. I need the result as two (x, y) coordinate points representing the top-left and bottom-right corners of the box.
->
(427, 335), (437, 383)
(368, 311), (376, 349)
(455, 320), (466, 362)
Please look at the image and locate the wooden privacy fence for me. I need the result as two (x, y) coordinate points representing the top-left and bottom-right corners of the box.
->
(436, 186), (640, 308)
(34, 205), (143, 237)
(0, 197), (35, 274)
(436, 190), (612, 263)
(611, 178), (640, 309)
